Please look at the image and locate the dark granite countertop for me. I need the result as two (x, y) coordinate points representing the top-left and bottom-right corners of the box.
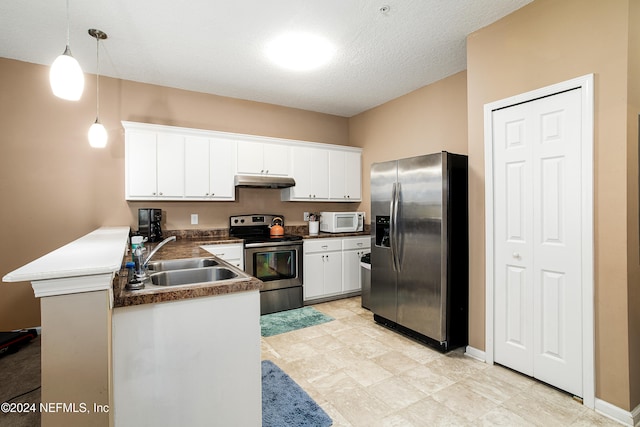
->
(112, 236), (258, 308)
(111, 225), (371, 307)
(287, 224), (371, 240)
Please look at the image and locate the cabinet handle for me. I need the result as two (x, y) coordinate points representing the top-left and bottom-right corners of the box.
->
(159, 192), (163, 196)
(265, 170), (269, 174)
(357, 243), (363, 247)
(512, 252), (521, 260)
(322, 245), (328, 249)
(216, 253), (225, 257)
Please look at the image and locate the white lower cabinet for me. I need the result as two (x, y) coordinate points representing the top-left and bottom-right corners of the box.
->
(342, 237), (371, 293)
(303, 238), (342, 301)
(303, 236), (370, 302)
(200, 243), (244, 270)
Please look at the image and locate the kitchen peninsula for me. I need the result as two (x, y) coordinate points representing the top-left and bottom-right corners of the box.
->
(2, 227), (262, 427)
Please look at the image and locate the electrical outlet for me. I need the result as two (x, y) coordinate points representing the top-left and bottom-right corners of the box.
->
(191, 214), (198, 225)
(303, 212), (310, 221)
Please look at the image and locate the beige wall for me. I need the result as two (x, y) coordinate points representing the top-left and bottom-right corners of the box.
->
(467, 0), (636, 410)
(0, 58), (352, 329)
(349, 70), (468, 220)
(627, 0), (640, 408)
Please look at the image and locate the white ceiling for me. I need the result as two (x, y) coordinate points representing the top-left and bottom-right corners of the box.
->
(0, 0), (532, 117)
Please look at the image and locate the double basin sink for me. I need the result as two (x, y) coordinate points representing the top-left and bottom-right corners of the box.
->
(145, 257), (250, 287)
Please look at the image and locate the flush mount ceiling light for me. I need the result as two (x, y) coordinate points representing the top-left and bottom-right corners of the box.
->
(265, 32), (335, 71)
(49, 0), (84, 100)
(88, 28), (108, 148)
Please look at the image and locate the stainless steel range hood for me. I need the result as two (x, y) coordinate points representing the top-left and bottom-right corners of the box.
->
(234, 174), (296, 189)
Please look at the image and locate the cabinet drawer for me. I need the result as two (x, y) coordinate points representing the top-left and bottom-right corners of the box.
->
(342, 237), (371, 251)
(200, 244), (243, 260)
(303, 239), (341, 254)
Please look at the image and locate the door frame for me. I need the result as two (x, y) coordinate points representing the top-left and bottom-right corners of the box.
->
(483, 74), (594, 408)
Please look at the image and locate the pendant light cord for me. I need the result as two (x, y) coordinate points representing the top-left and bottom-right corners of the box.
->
(95, 34), (100, 120)
(65, 0), (70, 46)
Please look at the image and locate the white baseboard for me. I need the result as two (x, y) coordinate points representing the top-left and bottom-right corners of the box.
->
(464, 346), (486, 362)
(595, 398), (640, 426)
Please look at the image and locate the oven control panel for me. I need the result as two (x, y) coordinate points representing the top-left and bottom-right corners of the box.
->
(229, 214), (284, 227)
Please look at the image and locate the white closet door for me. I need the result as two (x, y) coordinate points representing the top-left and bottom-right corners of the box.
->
(493, 88), (583, 396)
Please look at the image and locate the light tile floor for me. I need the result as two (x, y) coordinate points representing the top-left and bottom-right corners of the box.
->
(261, 297), (621, 427)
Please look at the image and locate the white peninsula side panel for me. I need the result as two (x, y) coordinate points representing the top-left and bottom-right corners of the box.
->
(2, 226), (131, 427)
(112, 290), (262, 426)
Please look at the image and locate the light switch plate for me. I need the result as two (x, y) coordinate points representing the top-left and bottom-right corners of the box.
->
(303, 212), (310, 221)
(191, 214), (198, 225)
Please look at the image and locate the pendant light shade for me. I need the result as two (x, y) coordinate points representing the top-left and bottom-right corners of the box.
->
(50, 46), (84, 100)
(88, 119), (108, 148)
(88, 28), (108, 148)
(50, 0), (84, 100)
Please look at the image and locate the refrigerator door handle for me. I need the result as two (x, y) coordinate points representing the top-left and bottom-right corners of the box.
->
(390, 182), (398, 271)
(393, 182), (401, 271)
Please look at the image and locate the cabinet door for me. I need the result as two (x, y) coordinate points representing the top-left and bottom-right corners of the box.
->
(184, 136), (210, 198)
(328, 150), (346, 200)
(127, 131), (157, 197)
(288, 146), (328, 200)
(263, 143), (290, 176)
(323, 253), (342, 295)
(289, 146), (313, 199)
(209, 138), (235, 200)
(237, 141), (264, 174)
(304, 253), (325, 300)
(342, 249), (363, 292)
(344, 151), (361, 200)
(156, 133), (185, 197)
(311, 149), (329, 199)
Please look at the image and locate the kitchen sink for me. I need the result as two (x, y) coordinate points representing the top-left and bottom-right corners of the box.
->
(149, 266), (245, 287)
(147, 257), (219, 272)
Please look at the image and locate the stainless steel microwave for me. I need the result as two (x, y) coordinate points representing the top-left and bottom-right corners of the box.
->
(319, 212), (365, 233)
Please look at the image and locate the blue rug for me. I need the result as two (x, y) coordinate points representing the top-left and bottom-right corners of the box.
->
(260, 306), (334, 337)
(262, 360), (333, 427)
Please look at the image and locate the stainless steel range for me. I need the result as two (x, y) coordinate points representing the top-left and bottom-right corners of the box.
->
(229, 214), (303, 315)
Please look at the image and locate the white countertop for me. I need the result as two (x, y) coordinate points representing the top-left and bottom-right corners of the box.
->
(3, 227), (130, 283)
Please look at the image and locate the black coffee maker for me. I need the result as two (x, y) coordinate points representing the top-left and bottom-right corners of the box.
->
(138, 208), (163, 242)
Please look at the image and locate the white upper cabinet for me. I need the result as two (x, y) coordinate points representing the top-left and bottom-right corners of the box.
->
(126, 130), (184, 199)
(282, 146), (329, 201)
(184, 136), (235, 200)
(156, 133), (185, 198)
(126, 130), (157, 198)
(283, 146), (362, 202)
(329, 150), (362, 201)
(124, 122), (235, 201)
(123, 121), (361, 203)
(237, 140), (290, 176)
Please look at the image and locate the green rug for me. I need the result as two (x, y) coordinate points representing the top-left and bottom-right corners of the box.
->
(261, 307), (334, 337)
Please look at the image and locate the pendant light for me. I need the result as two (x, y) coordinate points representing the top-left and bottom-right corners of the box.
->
(88, 29), (108, 148)
(49, 0), (84, 100)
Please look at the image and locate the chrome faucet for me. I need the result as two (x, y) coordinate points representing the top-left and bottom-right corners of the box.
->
(133, 236), (177, 280)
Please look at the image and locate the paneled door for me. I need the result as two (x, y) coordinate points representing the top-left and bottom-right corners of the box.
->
(492, 88), (583, 396)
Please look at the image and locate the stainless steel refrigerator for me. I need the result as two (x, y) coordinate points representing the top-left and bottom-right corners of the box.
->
(370, 151), (468, 351)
